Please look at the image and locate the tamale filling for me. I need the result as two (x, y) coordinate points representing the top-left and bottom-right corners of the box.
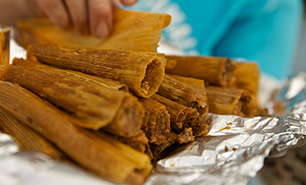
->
(141, 59), (164, 96)
(155, 110), (170, 142)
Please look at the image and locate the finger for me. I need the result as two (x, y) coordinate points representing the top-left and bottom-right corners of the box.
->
(119, 0), (138, 6)
(111, 0), (122, 9)
(28, 0), (46, 17)
(64, 0), (90, 35)
(88, 0), (112, 37)
(35, 0), (71, 29)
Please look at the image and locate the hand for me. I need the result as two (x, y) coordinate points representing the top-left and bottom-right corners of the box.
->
(33, 0), (137, 37)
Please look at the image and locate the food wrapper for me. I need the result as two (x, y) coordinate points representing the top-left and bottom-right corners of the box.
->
(1, 30), (306, 185)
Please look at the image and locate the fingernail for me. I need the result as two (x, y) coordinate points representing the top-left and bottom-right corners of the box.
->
(95, 22), (109, 37)
(123, 0), (137, 5)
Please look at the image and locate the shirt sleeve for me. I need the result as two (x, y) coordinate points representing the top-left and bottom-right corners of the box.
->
(211, 0), (303, 79)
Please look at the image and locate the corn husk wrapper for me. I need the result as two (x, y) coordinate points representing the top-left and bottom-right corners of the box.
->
(206, 86), (253, 116)
(233, 62), (260, 96)
(15, 10), (171, 52)
(167, 74), (205, 88)
(0, 28), (10, 65)
(114, 131), (149, 153)
(0, 105), (63, 159)
(139, 98), (171, 145)
(165, 56), (235, 87)
(13, 58), (128, 91)
(30, 44), (166, 98)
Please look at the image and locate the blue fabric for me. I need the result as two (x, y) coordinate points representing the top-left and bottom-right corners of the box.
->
(125, 0), (304, 79)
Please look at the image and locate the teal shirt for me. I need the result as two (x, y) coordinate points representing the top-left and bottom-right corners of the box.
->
(126, 0), (303, 79)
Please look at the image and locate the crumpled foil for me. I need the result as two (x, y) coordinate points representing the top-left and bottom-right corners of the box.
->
(0, 27), (305, 184)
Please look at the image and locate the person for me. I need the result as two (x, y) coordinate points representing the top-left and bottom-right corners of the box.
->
(293, 0), (306, 74)
(0, 0), (303, 79)
(0, 0), (137, 37)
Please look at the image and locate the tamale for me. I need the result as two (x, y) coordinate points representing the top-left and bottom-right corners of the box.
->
(165, 56), (235, 87)
(166, 58), (177, 69)
(152, 94), (208, 136)
(139, 98), (171, 144)
(158, 75), (208, 121)
(0, 28), (10, 65)
(166, 74), (209, 119)
(104, 94), (144, 137)
(26, 45), (42, 63)
(13, 58), (128, 92)
(0, 65), (143, 137)
(168, 74), (205, 88)
(233, 62), (260, 96)
(30, 44), (166, 98)
(150, 132), (178, 161)
(114, 131), (149, 153)
(16, 10), (171, 52)
(241, 95), (269, 117)
(0, 81), (152, 184)
(0, 105), (63, 159)
(206, 86), (254, 116)
(142, 111), (150, 133)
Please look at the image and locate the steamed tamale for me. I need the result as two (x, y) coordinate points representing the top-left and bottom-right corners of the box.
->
(168, 74), (205, 88)
(165, 74), (209, 118)
(142, 111), (150, 133)
(166, 58), (177, 69)
(139, 98), (171, 144)
(30, 44), (166, 98)
(151, 129), (195, 158)
(233, 62), (260, 96)
(0, 105), (63, 159)
(158, 75), (208, 121)
(206, 86), (254, 116)
(243, 97), (269, 117)
(150, 132), (178, 161)
(0, 65), (143, 137)
(13, 58), (128, 91)
(104, 94), (144, 137)
(165, 56), (235, 87)
(16, 10), (171, 52)
(0, 81), (152, 184)
(0, 28), (10, 65)
(26, 45), (40, 63)
(114, 131), (149, 153)
(152, 94), (208, 136)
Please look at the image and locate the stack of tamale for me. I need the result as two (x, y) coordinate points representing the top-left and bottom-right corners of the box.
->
(0, 9), (267, 184)
(165, 56), (267, 117)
